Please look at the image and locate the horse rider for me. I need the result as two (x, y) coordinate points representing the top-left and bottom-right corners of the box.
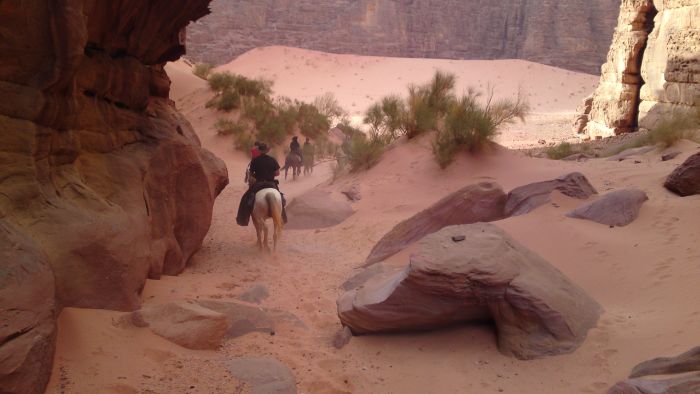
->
(236, 143), (287, 226)
(302, 137), (315, 172)
(290, 136), (303, 161)
(245, 141), (262, 184)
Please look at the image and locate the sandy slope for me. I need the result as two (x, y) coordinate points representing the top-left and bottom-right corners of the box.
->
(46, 50), (700, 394)
(215, 46), (599, 148)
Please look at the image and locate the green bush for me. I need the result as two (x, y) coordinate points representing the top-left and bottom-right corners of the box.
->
(363, 96), (407, 143)
(193, 63), (214, 80)
(243, 97), (275, 127)
(313, 92), (346, 121)
(426, 70), (457, 116)
(234, 133), (255, 152)
(297, 103), (331, 139)
(404, 85), (438, 139)
(545, 142), (575, 160)
(214, 118), (247, 136)
(347, 133), (386, 172)
(432, 89), (530, 168)
(604, 112), (700, 156)
(207, 72), (237, 93)
(256, 116), (287, 146)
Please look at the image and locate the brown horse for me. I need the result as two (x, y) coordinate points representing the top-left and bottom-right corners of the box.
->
(282, 152), (302, 180)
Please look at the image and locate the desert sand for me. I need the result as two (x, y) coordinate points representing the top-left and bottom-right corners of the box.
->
(46, 47), (700, 393)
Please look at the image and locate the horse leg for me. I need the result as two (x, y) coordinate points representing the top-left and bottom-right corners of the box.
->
(262, 220), (270, 252)
(252, 217), (263, 250)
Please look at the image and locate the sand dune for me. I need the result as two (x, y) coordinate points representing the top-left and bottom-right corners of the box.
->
(46, 48), (700, 394)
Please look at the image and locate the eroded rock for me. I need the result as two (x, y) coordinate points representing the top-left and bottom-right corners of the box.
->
(226, 357), (297, 394)
(608, 346), (700, 394)
(0, 222), (56, 394)
(130, 301), (228, 350)
(339, 223), (602, 359)
(606, 146), (655, 162)
(363, 182), (506, 266)
(566, 189), (648, 226)
(0, 2), (221, 392)
(197, 300), (306, 339)
(286, 190), (354, 230)
(505, 172), (597, 217)
(664, 152), (700, 196)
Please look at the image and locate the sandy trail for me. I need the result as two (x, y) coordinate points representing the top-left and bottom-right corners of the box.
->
(46, 49), (700, 394)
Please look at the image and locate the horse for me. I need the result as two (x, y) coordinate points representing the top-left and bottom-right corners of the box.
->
(302, 153), (314, 175)
(251, 187), (284, 252)
(282, 152), (302, 180)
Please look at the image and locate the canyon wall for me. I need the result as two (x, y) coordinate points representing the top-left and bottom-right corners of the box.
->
(0, 1), (224, 393)
(584, 0), (700, 138)
(186, 0), (621, 74)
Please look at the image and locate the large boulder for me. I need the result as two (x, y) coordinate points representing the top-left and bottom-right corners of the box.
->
(0, 3), (221, 391)
(664, 152), (700, 196)
(608, 346), (700, 394)
(566, 189), (648, 226)
(129, 301), (228, 350)
(363, 182), (506, 266)
(505, 172), (597, 217)
(0, 222), (56, 394)
(285, 189), (354, 230)
(339, 223), (602, 360)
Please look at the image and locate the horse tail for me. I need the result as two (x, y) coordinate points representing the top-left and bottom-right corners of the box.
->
(266, 191), (283, 245)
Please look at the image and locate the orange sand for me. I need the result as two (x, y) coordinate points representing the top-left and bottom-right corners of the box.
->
(46, 48), (700, 394)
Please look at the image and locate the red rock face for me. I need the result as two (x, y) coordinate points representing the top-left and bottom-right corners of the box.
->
(0, 1), (224, 393)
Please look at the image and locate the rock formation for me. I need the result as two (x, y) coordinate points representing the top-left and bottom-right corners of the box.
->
(129, 301), (229, 350)
(286, 190), (355, 230)
(0, 1), (223, 393)
(566, 189), (649, 227)
(363, 182), (506, 267)
(608, 346), (700, 393)
(504, 172), (598, 217)
(664, 152), (700, 196)
(585, 0), (700, 138)
(186, 0), (621, 74)
(338, 223), (602, 359)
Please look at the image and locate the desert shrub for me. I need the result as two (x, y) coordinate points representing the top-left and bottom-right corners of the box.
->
(404, 85), (438, 139)
(347, 133), (386, 172)
(234, 133), (255, 152)
(243, 97), (275, 127)
(425, 70), (457, 116)
(213, 89), (241, 111)
(207, 72), (237, 93)
(604, 112), (700, 156)
(545, 142), (575, 160)
(297, 103), (331, 139)
(644, 115), (699, 148)
(214, 118), (247, 136)
(432, 89), (530, 168)
(314, 92), (346, 123)
(363, 96), (407, 143)
(193, 63), (214, 80)
(256, 116), (287, 146)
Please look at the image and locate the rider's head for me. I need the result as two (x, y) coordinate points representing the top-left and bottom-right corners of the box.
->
(254, 141), (261, 147)
(292, 136), (298, 141)
(257, 143), (269, 154)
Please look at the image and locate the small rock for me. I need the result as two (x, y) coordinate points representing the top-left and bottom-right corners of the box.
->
(237, 284), (269, 304)
(332, 326), (353, 349)
(661, 151), (681, 161)
(566, 189), (648, 227)
(664, 152), (700, 196)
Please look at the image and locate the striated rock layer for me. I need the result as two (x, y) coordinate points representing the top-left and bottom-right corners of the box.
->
(586, 0), (700, 138)
(0, 1), (224, 393)
(186, 0), (621, 74)
(339, 224), (602, 360)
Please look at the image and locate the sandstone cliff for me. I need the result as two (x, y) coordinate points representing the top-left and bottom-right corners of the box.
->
(584, 0), (700, 138)
(186, 0), (621, 74)
(0, 1), (224, 393)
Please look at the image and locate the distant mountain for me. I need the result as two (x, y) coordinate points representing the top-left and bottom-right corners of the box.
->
(186, 0), (621, 74)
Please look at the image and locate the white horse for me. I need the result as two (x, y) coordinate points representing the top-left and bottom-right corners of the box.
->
(251, 188), (284, 252)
